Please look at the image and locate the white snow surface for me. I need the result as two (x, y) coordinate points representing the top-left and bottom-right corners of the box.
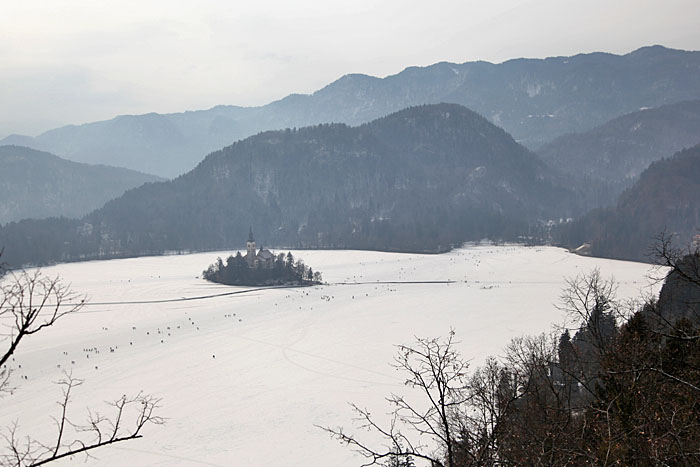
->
(1, 246), (662, 466)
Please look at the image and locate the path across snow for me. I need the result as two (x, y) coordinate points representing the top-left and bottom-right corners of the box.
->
(1, 246), (661, 466)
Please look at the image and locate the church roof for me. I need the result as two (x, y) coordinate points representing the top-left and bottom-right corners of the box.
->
(248, 227), (255, 242)
(258, 249), (274, 260)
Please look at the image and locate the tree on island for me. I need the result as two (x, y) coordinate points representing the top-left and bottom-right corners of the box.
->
(203, 250), (322, 286)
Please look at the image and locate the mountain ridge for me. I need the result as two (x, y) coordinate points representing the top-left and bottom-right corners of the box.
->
(557, 143), (700, 261)
(0, 104), (573, 267)
(4, 45), (700, 178)
(538, 99), (700, 208)
(0, 145), (162, 225)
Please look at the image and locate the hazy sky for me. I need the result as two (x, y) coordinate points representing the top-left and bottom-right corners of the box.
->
(1, 0), (699, 138)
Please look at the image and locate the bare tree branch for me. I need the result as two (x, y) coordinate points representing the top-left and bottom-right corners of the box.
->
(0, 372), (164, 467)
(0, 257), (164, 466)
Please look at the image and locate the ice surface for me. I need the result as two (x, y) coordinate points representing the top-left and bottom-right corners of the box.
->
(0, 246), (661, 466)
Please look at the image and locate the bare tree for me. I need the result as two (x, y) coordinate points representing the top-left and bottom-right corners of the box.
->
(650, 231), (700, 288)
(321, 331), (469, 466)
(0, 262), (164, 466)
(647, 231), (700, 334)
(455, 357), (521, 465)
(0, 269), (85, 395)
(556, 269), (620, 396)
(320, 330), (524, 467)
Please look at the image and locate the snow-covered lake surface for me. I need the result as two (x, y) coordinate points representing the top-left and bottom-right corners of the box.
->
(2, 246), (662, 466)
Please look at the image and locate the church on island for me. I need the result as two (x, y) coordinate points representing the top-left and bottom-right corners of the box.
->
(244, 228), (275, 268)
(203, 228), (321, 286)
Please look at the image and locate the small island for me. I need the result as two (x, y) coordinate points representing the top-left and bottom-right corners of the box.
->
(203, 228), (322, 286)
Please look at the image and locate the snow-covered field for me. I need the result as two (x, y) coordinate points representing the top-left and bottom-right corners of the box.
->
(2, 246), (661, 466)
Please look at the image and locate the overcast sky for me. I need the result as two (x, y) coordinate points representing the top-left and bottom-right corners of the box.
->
(1, 0), (699, 138)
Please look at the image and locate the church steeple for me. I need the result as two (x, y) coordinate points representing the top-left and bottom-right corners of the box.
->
(246, 227), (256, 266)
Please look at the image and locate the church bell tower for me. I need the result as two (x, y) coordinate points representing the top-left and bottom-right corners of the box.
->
(246, 227), (256, 265)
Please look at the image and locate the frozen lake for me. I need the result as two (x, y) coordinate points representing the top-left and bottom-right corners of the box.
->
(1, 246), (661, 466)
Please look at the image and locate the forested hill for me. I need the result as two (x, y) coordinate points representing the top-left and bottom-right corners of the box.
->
(557, 144), (700, 262)
(0, 145), (161, 224)
(4, 45), (700, 177)
(538, 99), (700, 208)
(0, 104), (573, 267)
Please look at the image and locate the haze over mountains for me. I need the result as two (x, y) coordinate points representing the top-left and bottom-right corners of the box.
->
(0, 104), (574, 267)
(539, 99), (700, 208)
(558, 143), (700, 261)
(0, 145), (161, 224)
(1, 45), (700, 268)
(3, 45), (700, 178)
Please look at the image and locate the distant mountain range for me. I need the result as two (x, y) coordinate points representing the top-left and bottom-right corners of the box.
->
(557, 144), (700, 262)
(3, 45), (700, 178)
(538, 99), (700, 207)
(0, 145), (161, 225)
(0, 104), (574, 267)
